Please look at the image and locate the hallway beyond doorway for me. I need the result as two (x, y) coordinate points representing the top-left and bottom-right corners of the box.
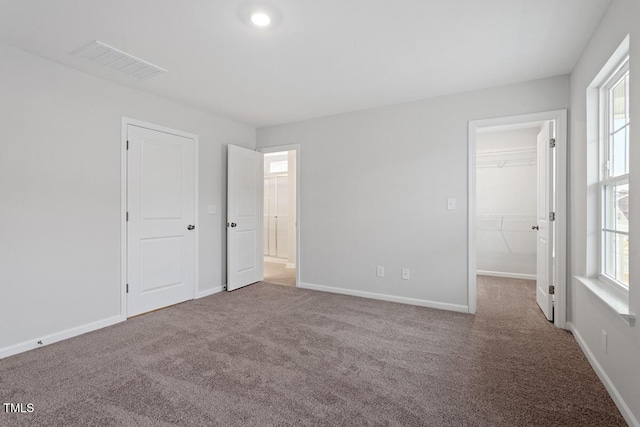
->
(264, 261), (296, 286)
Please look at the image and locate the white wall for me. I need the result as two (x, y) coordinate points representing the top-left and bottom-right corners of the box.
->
(476, 127), (540, 151)
(257, 76), (569, 312)
(569, 0), (640, 424)
(476, 128), (538, 277)
(0, 44), (255, 355)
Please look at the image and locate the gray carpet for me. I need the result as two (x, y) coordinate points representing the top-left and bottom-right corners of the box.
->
(0, 277), (625, 426)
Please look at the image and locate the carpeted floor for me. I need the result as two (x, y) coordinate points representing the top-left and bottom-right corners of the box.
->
(264, 261), (296, 286)
(0, 276), (625, 426)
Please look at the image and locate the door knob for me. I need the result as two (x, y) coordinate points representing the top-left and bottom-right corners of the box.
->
(187, 225), (195, 230)
(532, 225), (539, 230)
(229, 222), (237, 228)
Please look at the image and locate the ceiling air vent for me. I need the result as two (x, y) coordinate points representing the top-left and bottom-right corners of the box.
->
(71, 41), (166, 80)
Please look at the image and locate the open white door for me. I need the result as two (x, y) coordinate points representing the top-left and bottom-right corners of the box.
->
(535, 121), (554, 321)
(227, 145), (263, 291)
(127, 125), (196, 317)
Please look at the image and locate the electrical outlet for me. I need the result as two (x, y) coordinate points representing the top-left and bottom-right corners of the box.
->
(447, 198), (456, 210)
(401, 268), (410, 280)
(376, 266), (384, 277)
(601, 330), (607, 354)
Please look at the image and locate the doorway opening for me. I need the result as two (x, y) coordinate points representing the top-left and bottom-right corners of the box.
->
(468, 110), (567, 328)
(475, 122), (549, 317)
(263, 150), (297, 286)
(476, 123), (543, 280)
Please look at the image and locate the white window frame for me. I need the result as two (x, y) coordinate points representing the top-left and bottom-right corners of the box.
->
(578, 35), (633, 326)
(598, 57), (630, 290)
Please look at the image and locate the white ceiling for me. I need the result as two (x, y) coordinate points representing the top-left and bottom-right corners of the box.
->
(0, 0), (611, 127)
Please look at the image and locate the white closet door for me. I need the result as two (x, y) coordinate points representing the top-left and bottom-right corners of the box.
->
(276, 176), (289, 258)
(263, 178), (271, 255)
(266, 177), (277, 256)
(535, 121), (554, 321)
(127, 125), (196, 317)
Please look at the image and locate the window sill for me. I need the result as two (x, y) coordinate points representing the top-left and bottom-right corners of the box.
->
(575, 276), (635, 326)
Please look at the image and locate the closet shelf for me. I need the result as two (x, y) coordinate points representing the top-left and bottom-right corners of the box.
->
(476, 146), (537, 168)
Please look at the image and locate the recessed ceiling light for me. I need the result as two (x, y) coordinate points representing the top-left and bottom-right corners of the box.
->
(239, 4), (282, 29)
(250, 12), (271, 27)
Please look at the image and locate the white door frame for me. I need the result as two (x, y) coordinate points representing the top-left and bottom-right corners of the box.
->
(467, 110), (567, 329)
(120, 117), (199, 319)
(259, 144), (301, 287)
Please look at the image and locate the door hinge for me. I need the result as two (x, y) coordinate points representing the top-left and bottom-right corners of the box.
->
(549, 138), (556, 148)
(549, 285), (555, 295)
(549, 212), (556, 221)
(126, 212), (129, 221)
(126, 283), (129, 293)
(126, 140), (129, 150)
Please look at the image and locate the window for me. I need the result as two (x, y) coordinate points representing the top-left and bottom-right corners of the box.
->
(579, 37), (633, 324)
(600, 57), (630, 288)
(269, 160), (288, 174)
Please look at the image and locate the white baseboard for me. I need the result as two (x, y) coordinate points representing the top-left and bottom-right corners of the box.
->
(264, 256), (287, 264)
(568, 322), (639, 427)
(196, 286), (224, 299)
(299, 282), (469, 313)
(477, 270), (536, 280)
(0, 315), (124, 360)
(0, 285), (225, 360)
